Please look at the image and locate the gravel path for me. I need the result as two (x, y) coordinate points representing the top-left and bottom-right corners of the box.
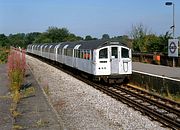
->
(26, 55), (169, 130)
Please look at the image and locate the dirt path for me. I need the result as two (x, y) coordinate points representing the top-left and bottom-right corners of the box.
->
(0, 64), (12, 130)
(0, 64), (64, 130)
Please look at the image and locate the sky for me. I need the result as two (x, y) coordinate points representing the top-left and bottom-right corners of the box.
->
(0, 0), (180, 38)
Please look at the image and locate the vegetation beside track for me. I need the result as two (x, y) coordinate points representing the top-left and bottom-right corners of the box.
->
(0, 47), (9, 64)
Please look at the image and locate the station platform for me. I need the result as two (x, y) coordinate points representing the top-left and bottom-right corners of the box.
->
(132, 62), (180, 82)
(130, 62), (180, 98)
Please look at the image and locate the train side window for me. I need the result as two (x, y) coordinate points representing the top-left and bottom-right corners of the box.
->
(67, 49), (72, 56)
(80, 50), (83, 59)
(57, 48), (60, 54)
(121, 48), (129, 58)
(45, 46), (49, 52)
(74, 50), (76, 57)
(64, 49), (67, 56)
(50, 47), (54, 53)
(87, 50), (90, 60)
(84, 50), (87, 59)
(91, 51), (93, 60)
(77, 50), (80, 58)
(99, 48), (108, 59)
(75, 50), (78, 58)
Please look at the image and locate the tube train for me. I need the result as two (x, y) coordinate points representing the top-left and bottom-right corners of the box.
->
(27, 40), (132, 84)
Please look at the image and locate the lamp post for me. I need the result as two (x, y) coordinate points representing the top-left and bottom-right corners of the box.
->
(165, 2), (175, 67)
(165, 2), (175, 38)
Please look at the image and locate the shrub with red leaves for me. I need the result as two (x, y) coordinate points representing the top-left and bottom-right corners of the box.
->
(7, 48), (26, 91)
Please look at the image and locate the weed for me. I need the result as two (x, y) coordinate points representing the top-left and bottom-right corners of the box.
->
(21, 87), (35, 98)
(36, 118), (49, 127)
(43, 85), (50, 96)
(12, 124), (23, 130)
(42, 80), (50, 96)
(7, 48), (26, 128)
(12, 90), (21, 104)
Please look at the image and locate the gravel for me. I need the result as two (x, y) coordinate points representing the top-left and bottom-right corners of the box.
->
(26, 55), (169, 130)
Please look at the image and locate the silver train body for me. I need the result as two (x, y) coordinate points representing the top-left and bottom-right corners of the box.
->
(27, 40), (132, 83)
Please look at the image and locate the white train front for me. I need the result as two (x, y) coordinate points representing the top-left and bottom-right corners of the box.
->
(27, 40), (132, 83)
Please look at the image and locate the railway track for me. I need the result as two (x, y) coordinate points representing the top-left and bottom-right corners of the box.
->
(110, 85), (180, 130)
(29, 54), (180, 129)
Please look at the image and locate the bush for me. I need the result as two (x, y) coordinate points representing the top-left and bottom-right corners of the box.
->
(0, 48), (9, 64)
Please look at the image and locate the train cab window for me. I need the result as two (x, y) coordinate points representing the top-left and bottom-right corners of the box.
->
(121, 48), (129, 58)
(99, 48), (108, 59)
(111, 47), (118, 58)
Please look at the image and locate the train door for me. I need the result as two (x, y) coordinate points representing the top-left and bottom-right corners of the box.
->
(55, 44), (60, 61)
(111, 46), (119, 74)
(120, 47), (132, 74)
(62, 45), (68, 64)
(73, 45), (81, 68)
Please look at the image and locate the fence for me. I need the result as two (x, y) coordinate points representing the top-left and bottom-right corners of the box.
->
(132, 53), (180, 67)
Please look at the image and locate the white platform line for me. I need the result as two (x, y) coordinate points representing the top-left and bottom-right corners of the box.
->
(132, 70), (180, 82)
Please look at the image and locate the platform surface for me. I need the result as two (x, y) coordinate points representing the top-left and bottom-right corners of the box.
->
(132, 62), (180, 80)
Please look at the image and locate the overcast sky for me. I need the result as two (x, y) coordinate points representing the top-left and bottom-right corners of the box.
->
(0, 0), (180, 38)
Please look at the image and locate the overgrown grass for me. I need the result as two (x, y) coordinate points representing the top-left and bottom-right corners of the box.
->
(7, 48), (26, 129)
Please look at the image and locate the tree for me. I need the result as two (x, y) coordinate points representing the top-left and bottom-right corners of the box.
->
(111, 35), (132, 48)
(47, 27), (69, 42)
(8, 33), (26, 47)
(25, 32), (41, 45)
(85, 35), (93, 41)
(146, 34), (161, 52)
(34, 32), (52, 43)
(65, 34), (83, 41)
(0, 34), (9, 47)
(159, 31), (172, 54)
(130, 24), (149, 52)
(102, 34), (110, 40)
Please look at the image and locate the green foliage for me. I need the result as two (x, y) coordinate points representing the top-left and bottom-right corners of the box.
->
(0, 25), (178, 54)
(8, 33), (26, 48)
(85, 35), (97, 41)
(25, 32), (41, 44)
(34, 32), (52, 43)
(111, 35), (132, 48)
(158, 31), (172, 54)
(47, 27), (69, 42)
(0, 27), (83, 48)
(85, 35), (93, 40)
(0, 48), (9, 64)
(102, 34), (110, 40)
(130, 24), (173, 53)
(0, 34), (9, 47)
(130, 24), (149, 52)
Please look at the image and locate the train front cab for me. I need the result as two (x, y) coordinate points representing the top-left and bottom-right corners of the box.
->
(94, 43), (132, 83)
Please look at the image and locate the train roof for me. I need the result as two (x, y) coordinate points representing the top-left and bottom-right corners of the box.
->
(30, 40), (128, 50)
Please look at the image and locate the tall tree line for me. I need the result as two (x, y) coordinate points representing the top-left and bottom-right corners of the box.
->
(0, 25), (179, 55)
